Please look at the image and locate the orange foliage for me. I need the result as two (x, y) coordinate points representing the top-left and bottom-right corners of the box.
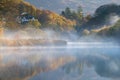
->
(0, 0), (76, 31)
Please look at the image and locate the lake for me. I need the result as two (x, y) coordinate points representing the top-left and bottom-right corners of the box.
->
(0, 42), (120, 80)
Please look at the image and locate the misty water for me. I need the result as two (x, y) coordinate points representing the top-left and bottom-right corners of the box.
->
(0, 42), (120, 80)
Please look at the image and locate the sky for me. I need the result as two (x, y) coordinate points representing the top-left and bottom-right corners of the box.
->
(26, 0), (120, 14)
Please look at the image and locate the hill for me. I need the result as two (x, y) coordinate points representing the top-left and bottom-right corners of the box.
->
(98, 19), (120, 40)
(77, 4), (120, 32)
(0, 0), (75, 31)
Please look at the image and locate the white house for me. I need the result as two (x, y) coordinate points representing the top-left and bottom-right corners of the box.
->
(16, 12), (36, 24)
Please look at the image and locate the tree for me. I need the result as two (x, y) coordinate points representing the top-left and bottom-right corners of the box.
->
(61, 11), (65, 17)
(64, 7), (72, 19)
(84, 14), (92, 22)
(65, 7), (71, 13)
(76, 6), (83, 22)
(77, 6), (83, 14)
(61, 6), (84, 26)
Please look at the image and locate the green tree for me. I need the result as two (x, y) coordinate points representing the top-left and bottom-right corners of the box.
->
(61, 11), (65, 17)
(64, 7), (72, 19)
(76, 6), (83, 22)
(77, 6), (83, 14)
(61, 6), (83, 25)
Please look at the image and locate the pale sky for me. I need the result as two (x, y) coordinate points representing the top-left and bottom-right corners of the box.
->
(26, 0), (120, 14)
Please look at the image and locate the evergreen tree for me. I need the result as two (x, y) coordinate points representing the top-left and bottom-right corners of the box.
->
(61, 11), (65, 17)
(61, 6), (84, 25)
(64, 7), (72, 19)
(77, 6), (83, 21)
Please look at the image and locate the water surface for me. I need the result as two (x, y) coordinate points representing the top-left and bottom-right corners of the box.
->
(0, 42), (120, 80)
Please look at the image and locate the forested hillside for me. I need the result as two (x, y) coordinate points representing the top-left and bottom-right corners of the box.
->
(0, 0), (75, 31)
(98, 20), (120, 40)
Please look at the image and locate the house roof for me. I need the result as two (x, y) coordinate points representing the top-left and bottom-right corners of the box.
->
(20, 12), (34, 19)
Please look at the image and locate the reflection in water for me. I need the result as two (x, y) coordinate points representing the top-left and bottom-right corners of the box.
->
(0, 43), (120, 80)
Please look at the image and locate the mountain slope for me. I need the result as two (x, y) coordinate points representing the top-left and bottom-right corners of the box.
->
(0, 0), (75, 31)
(77, 4), (120, 33)
(98, 20), (120, 39)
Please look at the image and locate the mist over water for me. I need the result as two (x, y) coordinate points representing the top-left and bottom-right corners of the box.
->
(1, 0), (120, 80)
(0, 41), (120, 80)
(1, 21), (120, 80)
(0, 20), (120, 80)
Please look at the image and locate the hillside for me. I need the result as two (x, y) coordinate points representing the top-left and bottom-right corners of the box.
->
(98, 20), (120, 40)
(77, 4), (120, 32)
(79, 19), (120, 42)
(0, 0), (75, 31)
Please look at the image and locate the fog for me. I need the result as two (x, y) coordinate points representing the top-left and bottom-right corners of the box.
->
(109, 14), (120, 25)
(0, 40), (120, 80)
(0, 21), (120, 80)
